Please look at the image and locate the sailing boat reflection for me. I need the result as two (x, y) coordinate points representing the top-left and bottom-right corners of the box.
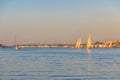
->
(86, 54), (93, 77)
(86, 49), (91, 54)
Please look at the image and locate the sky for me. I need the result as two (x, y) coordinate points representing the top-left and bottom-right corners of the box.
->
(0, 0), (120, 45)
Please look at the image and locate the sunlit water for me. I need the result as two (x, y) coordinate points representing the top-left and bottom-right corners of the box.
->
(0, 48), (120, 80)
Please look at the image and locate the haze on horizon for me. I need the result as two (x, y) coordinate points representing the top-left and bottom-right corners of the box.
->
(0, 0), (120, 45)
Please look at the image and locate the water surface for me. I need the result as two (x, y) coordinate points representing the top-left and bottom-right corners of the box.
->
(0, 48), (120, 80)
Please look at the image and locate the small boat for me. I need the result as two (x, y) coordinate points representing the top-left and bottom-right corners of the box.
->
(14, 34), (20, 50)
(15, 44), (20, 50)
(75, 38), (81, 48)
(86, 34), (92, 49)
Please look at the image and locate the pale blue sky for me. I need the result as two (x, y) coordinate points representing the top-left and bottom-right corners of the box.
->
(0, 0), (120, 45)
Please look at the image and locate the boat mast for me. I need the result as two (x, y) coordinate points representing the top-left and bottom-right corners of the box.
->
(14, 34), (20, 50)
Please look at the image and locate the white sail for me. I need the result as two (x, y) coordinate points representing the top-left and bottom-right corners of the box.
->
(86, 34), (92, 49)
(75, 38), (81, 48)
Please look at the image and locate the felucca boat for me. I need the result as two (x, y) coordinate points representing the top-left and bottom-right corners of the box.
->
(75, 38), (81, 48)
(15, 44), (20, 50)
(86, 34), (92, 49)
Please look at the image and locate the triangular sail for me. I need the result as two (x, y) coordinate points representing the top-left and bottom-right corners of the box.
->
(75, 38), (81, 48)
(86, 34), (92, 49)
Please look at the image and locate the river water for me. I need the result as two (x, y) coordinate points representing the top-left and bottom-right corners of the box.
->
(0, 48), (120, 80)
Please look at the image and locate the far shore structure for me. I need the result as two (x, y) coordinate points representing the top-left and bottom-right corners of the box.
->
(13, 34), (120, 50)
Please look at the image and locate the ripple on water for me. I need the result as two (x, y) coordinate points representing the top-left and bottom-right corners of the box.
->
(63, 78), (82, 80)
(0, 48), (120, 80)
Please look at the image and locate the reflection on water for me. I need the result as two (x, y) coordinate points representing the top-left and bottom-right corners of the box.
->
(0, 48), (120, 80)
(86, 49), (91, 54)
